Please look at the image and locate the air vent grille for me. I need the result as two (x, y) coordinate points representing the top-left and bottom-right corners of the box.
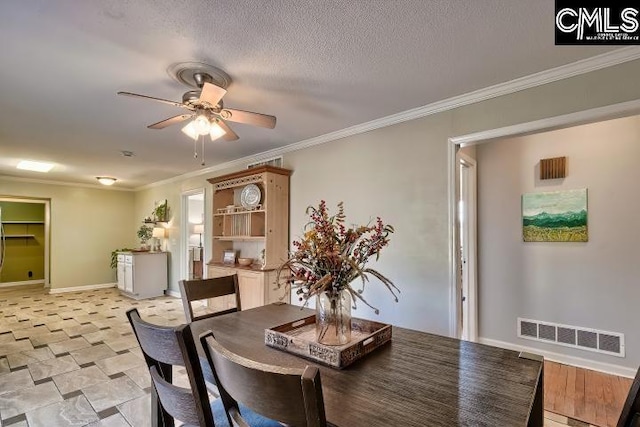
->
(599, 334), (621, 354)
(247, 156), (283, 169)
(539, 324), (556, 341)
(520, 321), (537, 338)
(517, 318), (624, 357)
(577, 330), (597, 349)
(557, 327), (576, 345)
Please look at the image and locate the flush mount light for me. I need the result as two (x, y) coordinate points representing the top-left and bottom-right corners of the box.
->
(96, 177), (117, 186)
(16, 160), (54, 173)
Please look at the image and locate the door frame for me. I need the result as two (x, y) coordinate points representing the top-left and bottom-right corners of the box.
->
(0, 196), (50, 288)
(447, 98), (640, 338)
(180, 188), (205, 284)
(457, 152), (477, 341)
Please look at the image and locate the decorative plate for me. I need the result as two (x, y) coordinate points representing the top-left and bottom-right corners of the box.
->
(240, 184), (261, 208)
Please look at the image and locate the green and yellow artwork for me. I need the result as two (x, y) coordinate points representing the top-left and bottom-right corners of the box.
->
(522, 189), (588, 242)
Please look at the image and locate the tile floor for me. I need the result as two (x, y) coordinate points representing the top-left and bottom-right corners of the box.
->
(0, 284), (576, 426)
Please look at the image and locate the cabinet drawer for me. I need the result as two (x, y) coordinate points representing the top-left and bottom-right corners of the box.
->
(208, 266), (235, 278)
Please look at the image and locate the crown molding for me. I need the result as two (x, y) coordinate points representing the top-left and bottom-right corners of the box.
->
(0, 175), (135, 191)
(137, 47), (640, 191)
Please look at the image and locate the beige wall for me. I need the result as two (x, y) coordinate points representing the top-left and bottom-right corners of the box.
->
(476, 115), (640, 369)
(135, 59), (640, 336)
(0, 178), (136, 289)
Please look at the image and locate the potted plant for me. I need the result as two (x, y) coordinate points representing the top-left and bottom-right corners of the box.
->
(153, 200), (168, 222)
(137, 224), (153, 249)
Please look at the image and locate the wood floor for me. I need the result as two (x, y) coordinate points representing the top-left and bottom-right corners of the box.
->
(545, 361), (633, 427)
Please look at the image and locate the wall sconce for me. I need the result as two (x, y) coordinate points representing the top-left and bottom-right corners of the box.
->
(152, 227), (166, 252)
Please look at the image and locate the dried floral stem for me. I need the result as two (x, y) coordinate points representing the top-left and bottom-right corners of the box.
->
(276, 201), (399, 313)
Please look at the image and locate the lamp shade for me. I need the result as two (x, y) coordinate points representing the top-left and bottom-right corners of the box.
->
(181, 121), (199, 140)
(209, 121), (226, 141)
(193, 224), (204, 234)
(152, 227), (166, 238)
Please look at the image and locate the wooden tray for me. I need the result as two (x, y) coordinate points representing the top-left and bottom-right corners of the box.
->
(265, 315), (392, 369)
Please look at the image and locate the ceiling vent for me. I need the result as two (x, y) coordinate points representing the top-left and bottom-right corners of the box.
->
(517, 318), (624, 357)
(247, 156), (283, 169)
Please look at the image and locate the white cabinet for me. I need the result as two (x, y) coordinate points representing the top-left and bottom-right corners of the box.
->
(116, 252), (167, 299)
(116, 254), (126, 291)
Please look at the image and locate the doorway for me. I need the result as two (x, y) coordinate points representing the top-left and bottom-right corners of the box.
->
(181, 189), (205, 282)
(0, 197), (50, 288)
(457, 152), (477, 341)
(448, 99), (640, 340)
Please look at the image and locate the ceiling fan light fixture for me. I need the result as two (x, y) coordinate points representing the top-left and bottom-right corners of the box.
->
(209, 121), (226, 141)
(193, 115), (211, 135)
(96, 177), (117, 186)
(181, 121), (199, 140)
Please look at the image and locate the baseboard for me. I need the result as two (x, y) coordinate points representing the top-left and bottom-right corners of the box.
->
(0, 280), (45, 288)
(479, 337), (636, 378)
(165, 289), (181, 298)
(48, 282), (117, 294)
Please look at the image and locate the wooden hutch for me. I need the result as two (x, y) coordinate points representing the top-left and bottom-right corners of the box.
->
(206, 166), (291, 310)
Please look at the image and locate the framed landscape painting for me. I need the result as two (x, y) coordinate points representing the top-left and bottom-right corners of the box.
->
(522, 189), (588, 242)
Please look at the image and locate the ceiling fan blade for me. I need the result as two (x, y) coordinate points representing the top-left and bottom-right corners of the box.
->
(117, 91), (185, 108)
(147, 114), (193, 129)
(220, 108), (276, 129)
(198, 82), (227, 107)
(217, 120), (239, 141)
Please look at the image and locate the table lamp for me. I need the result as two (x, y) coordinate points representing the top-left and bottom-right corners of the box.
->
(152, 227), (166, 252)
(193, 224), (204, 247)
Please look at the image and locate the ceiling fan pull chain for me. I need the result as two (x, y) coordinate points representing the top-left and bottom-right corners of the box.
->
(193, 137), (198, 159)
(201, 135), (205, 166)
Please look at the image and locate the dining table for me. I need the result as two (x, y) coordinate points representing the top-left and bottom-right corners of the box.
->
(189, 303), (544, 427)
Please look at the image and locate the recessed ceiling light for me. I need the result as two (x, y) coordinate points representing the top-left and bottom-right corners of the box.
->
(16, 160), (54, 172)
(96, 177), (117, 186)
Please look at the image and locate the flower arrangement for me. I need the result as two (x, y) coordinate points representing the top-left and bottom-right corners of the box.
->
(277, 200), (399, 314)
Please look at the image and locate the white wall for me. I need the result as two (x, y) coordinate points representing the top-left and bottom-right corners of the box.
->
(475, 115), (640, 370)
(135, 59), (640, 337)
(0, 178), (136, 289)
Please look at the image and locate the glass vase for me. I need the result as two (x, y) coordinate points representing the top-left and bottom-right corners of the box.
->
(316, 289), (352, 345)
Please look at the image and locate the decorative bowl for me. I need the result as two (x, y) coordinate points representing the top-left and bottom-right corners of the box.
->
(237, 257), (253, 266)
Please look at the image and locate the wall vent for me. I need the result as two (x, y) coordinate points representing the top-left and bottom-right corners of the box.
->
(540, 156), (566, 179)
(517, 318), (624, 357)
(247, 156), (283, 169)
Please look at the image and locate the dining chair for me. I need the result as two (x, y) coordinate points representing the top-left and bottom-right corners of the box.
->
(179, 275), (241, 323)
(127, 309), (277, 427)
(617, 365), (640, 427)
(126, 308), (213, 427)
(201, 331), (329, 427)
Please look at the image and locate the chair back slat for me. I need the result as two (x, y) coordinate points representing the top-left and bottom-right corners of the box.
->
(201, 332), (327, 427)
(126, 309), (184, 366)
(179, 275), (241, 322)
(618, 366), (640, 427)
(150, 366), (202, 426)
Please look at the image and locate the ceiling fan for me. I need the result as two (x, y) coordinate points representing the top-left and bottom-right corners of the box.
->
(117, 71), (276, 142)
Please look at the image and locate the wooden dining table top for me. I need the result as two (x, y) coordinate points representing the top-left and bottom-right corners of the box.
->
(189, 303), (543, 427)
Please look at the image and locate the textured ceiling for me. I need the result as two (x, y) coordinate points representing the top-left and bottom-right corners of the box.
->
(0, 0), (613, 188)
